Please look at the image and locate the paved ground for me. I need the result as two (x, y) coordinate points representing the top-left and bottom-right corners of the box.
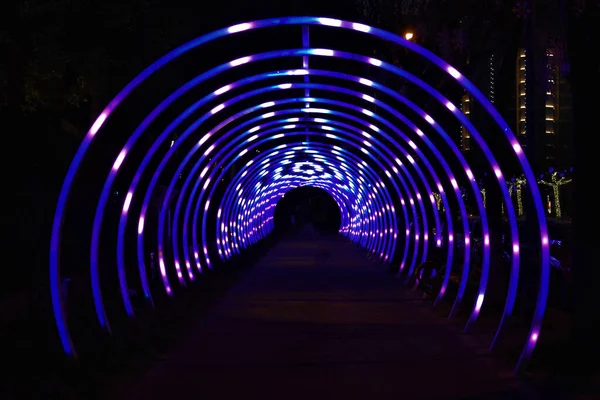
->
(115, 226), (531, 399)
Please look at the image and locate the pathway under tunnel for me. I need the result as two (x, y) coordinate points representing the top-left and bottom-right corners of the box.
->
(112, 225), (530, 399)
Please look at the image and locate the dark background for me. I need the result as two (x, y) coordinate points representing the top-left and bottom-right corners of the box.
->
(0, 0), (598, 396)
(274, 186), (342, 234)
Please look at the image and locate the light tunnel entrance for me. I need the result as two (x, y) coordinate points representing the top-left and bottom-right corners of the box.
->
(273, 186), (342, 235)
(50, 17), (550, 373)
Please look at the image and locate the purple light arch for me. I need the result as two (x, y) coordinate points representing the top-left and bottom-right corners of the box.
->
(50, 17), (549, 373)
(172, 117), (406, 272)
(203, 136), (401, 263)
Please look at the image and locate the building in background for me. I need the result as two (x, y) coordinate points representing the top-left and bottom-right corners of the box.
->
(515, 0), (573, 171)
(515, 45), (572, 169)
(516, 48), (528, 146)
(459, 92), (471, 152)
(460, 54), (497, 154)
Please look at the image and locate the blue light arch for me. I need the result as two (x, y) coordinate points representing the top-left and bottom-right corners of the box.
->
(50, 17), (549, 373)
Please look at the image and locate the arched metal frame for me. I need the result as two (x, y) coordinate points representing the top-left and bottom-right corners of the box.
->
(50, 17), (549, 373)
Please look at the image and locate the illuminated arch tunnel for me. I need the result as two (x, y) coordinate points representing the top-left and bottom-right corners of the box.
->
(50, 17), (550, 373)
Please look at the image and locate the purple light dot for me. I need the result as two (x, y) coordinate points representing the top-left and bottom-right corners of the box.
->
(211, 104), (225, 114)
(362, 94), (375, 102)
(530, 332), (539, 343)
(199, 133), (211, 145)
(90, 112), (107, 136)
(513, 142), (523, 153)
(204, 144), (215, 155)
(159, 259), (166, 275)
(475, 294), (484, 312)
(227, 22), (252, 33)
(230, 56), (250, 66)
(112, 149), (127, 171)
(214, 85), (231, 95)
(447, 66), (462, 79)
(352, 22), (371, 32)
(123, 192), (133, 213)
(369, 58), (382, 66)
(290, 69), (308, 76)
(318, 17), (342, 27)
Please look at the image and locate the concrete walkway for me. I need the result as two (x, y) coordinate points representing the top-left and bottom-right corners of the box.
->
(116, 226), (528, 399)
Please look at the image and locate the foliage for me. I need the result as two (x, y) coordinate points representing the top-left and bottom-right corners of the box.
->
(0, 0), (185, 129)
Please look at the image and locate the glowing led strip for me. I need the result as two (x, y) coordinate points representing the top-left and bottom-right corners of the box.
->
(169, 111), (404, 278)
(195, 133), (401, 270)
(216, 143), (395, 260)
(220, 166), (365, 255)
(178, 118), (409, 272)
(217, 157), (361, 254)
(154, 97), (412, 282)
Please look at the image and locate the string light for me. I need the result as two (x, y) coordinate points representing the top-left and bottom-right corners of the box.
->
(432, 192), (443, 211)
(515, 176), (526, 216)
(538, 170), (572, 218)
(481, 187), (487, 208)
